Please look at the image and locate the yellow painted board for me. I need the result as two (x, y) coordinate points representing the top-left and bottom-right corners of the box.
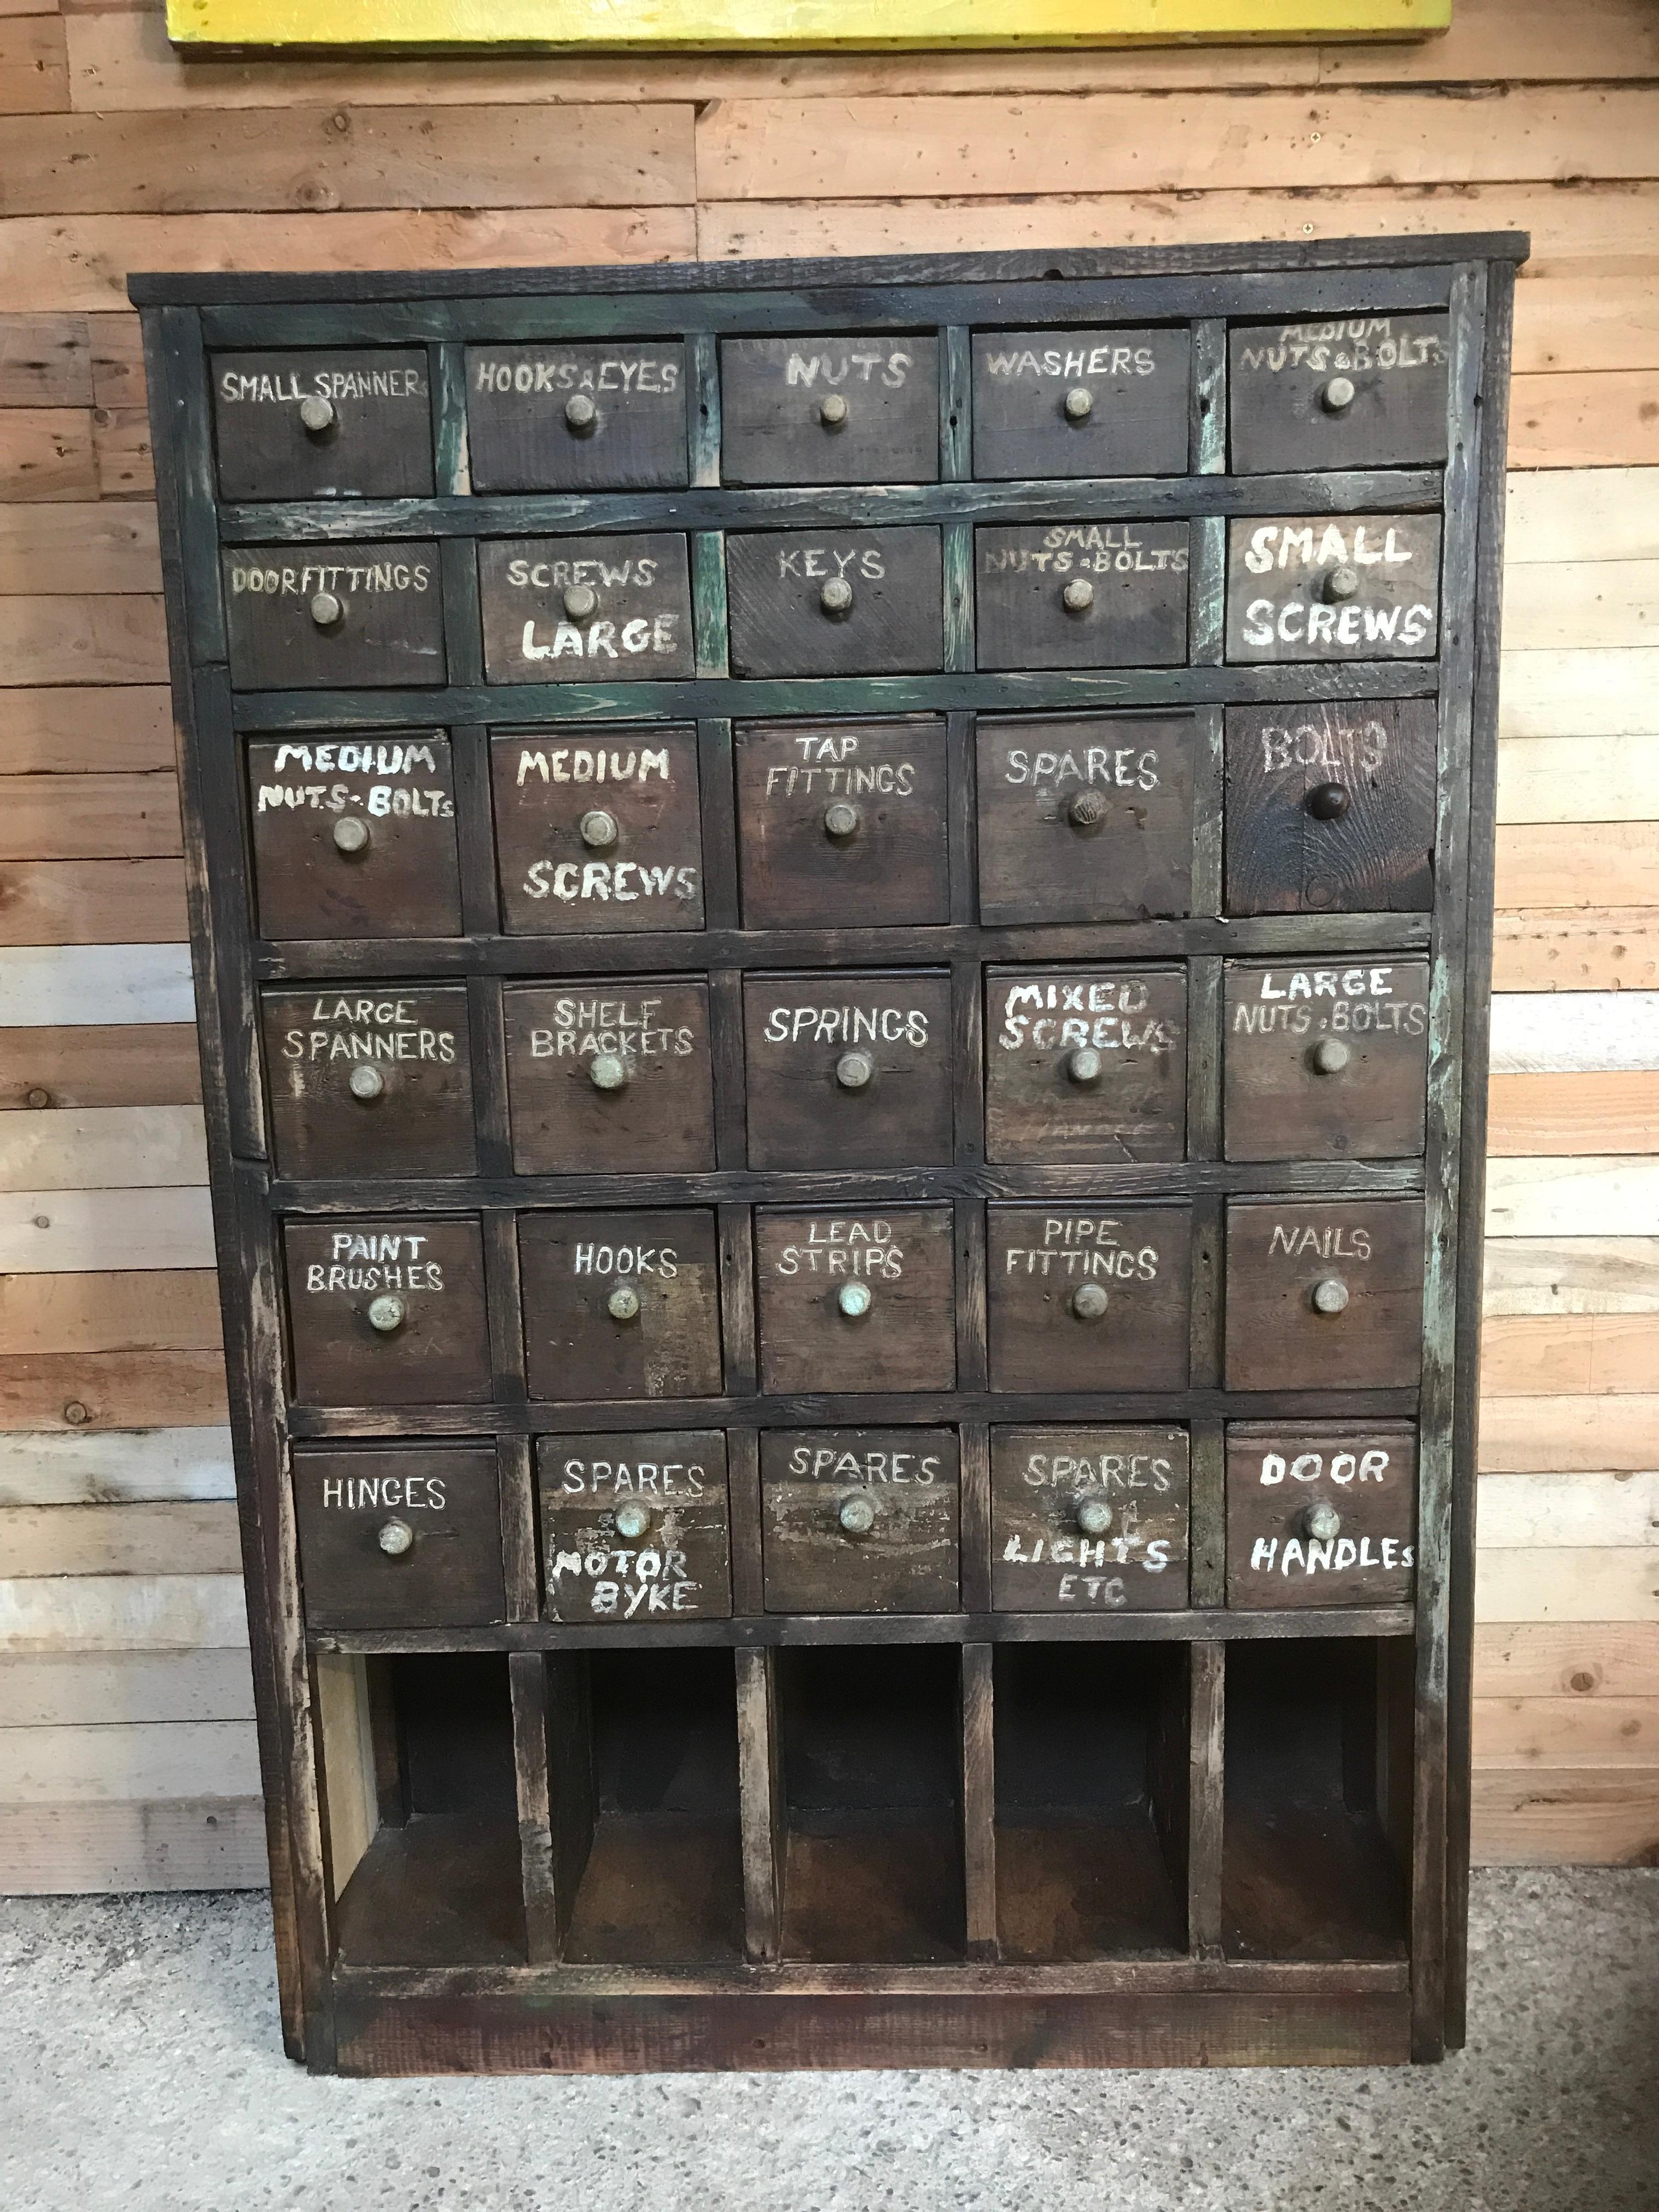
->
(165, 0), (1450, 55)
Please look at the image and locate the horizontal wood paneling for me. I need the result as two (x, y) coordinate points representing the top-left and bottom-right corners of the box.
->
(1487, 1158), (1659, 1238)
(1476, 1470), (1658, 1548)
(1480, 1396), (1659, 1475)
(0, 592), (165, 683)
(0, 499), (159, 592)
(0, 15), (68, 117)
(1473, 1621), (1659, 1698)
(0, 1023), (202, 1109)
(0, 1796), (268, 1892)
(1508, 375), (1659, 471)
(0, 771), (180, 859)
(7, 684), (172, 773)
(0, 1105), (207, 1192)
(0, 408), (98, 500)
(1492, 913), (1659, 992)
(1481, 1320), (1659, 1399)
(0, 1649), (255, 1726)
(1487, 997), (1659, 1075)
(1, 1501), (241, 1577)
(1472, 1696), (1659, 1768)
(0, 858), (188, 946)
(0, 1427), (234, 1506)
(1507, 471), (1659, 563)
(1511, 276), (1659, 375)
(1494, 823), (1659, 911)
(1504, 560), (1659, 653)
(1500, 649), (1659, 741)
(0, 1348), (228, 1430)
(0, 1718), (261, 1802)
(1483, 1238), (1659, 1316)
(0, 1269), (222, 1355)
(0, 313), (91, 408)
(1488, 1074), (1659, 1156)
(0, 1573), (249, 1651)
(0, 945), (195, 1026)
(1497, 742), (1659, 826)
(1471, 1771), (1658, 1864)
(0, 1186), (215, 1272)
(1474, 1547), (1658, 1623)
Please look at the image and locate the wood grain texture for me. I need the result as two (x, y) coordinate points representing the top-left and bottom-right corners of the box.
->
(0, 1187), (215, 1273)
(0, 313), (91, 408)
(0, 1023), (201, 1109)
(0, 1105), (206, 1192)
(0, 1718), (259, 1802)
(0, 945), (194, 1027)
(1495, 823), (1659, 910)
(1488, 1073), (1659, 1155)
(1475, 1547), (1658, 1623)
(1497, 742), (1659, 827)
(0, 772), (179, 860)
(1472, 1695), (1659, 1768)
(0, 857), (184, 945)
(0, 499), (159, 592)
(1492, 913), (1659, 993)
(1504, 559), (1659, 653)
(0, 1648), (254, 1727)
(0, 593), (166, 684)
(0, 407), (97, 499)
(1508, 375), (1659, 471)
(1472, 1621), (1659, 1698)
(1513, 278), (1659, 375)
(1470, 1770), (1658, 1864)
(0, 1573), (247, 1651)
(0, 16), (68, 118)
(1482, 1237), (1659, 1315)
(1479, 1395), (1659, 1474)
(1489, 996), (1659, 1075)
(0, 1348), (228, 1430)
(1500, 648), (1659, 741)
(3, 685), (173, 774)
(0, 1268), (221, 1354)
(1477, 1471), (1658, 1549)
(0, 1426), (234, 1506)
(1, 1500), (241, 1577)
(0, 1796), (268, 1893)
(1506, 470), (1659, 565)
(1486, 1158), (1659, 1238)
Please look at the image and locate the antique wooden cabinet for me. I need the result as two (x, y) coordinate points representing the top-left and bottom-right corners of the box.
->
(134, 234), (1520, 2074)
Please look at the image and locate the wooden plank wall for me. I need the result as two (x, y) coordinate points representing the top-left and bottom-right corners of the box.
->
(1, 0), (1655, 1889)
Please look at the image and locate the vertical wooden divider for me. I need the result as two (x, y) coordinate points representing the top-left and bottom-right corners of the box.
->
(736, 1647), (783, 1963)
(509, 1649), (560, 1965)
(498, 1435), (539, 1624)
(960, 1642), (998, 1961)
(1187, 1640), (1226, 1961)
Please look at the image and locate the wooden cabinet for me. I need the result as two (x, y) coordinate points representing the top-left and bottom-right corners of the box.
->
(726, 527), (944, 676)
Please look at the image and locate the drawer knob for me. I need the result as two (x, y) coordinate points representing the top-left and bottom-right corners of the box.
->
(367, 1293), (406, 1334)
(348, 1064), (385, 1102)
(579, 807), (619, 850)
(1063, 386), (1094, 422)
(836, 1049), (874, 1092)
(838, 1492), (876, 1537)
(1311, 1276), (1350, 1316)
(823, 799), (862, 841)
(1302, 1499), (1343, 1542)
(1323, 564), (1361, 603)
(1075, 1496), (1113, 1537)
(614, 1499), (653, 1540)
(607, 1282), (641, 1323)
(309, 590), (343, 629)
(820, 576), (854, 618)
(1321, 374), (1356, 414)
(1071, 1281), (1109, 1322)
(298, 394), (336, 437)
(332, 815), (370, 856)
(590, 1051), (630, 1092)
(818, 393), (850, 430)
(837, 1280), (873, 1321)
(563, 582), (598, 620)
(1061, 577), (1095, 615)
(1306, 781), (1351, 822)
(565, 392), (597, 434)
(1066, 1045), (1103, 1086)
(1311, 1036), (1352, 1076)
(1067, 789), (1107, 830)
(376, 1517), (414, 1557)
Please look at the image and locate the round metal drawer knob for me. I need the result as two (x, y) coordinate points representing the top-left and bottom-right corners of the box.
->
(590, 1052), (630, 1092)
(332, 815), (370, 856)
(580, 807), (619, 850)
(563, 583), (598, 621)
(1066, 1045), (1103, 1086)
(1061, 577), (1095, 615)
(837, 1280), (873, 1322)
(377, 1517), (414, 1558)
(1311, 1276), (1350, 1316)
(1321, 375), (1356, 414)
(838, 1492), (876, 1537)
(1071, 1281), (1109, 1322)
(820, 576), (854, 618)
(823, 799), (861, 841)
(1306, 781), (1351, 822)
(1324, 565), (1361, 603)
(565, 392), (597, 433)
(367, 1294), (406, 1334)
(607, 1282), (641, 1323)
(1068, 789), (1107, 830)
(836, 1049), (874, 1092)
(614, 1500), (653, 1541)
(309, 590), (343, 629)
(348, 1064), (385, 1102)
(1302, 1499), (1343, 1543)
(818, 393), (849, 429)
(1075, 1496), (1113, 1537)
(1311, 1037), (1352, 1076)
(298, 394), (337, 436)
(1063, 386), (1094, 422)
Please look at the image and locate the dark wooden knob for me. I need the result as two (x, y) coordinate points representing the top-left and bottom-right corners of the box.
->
(1306, 781), (1351, 822)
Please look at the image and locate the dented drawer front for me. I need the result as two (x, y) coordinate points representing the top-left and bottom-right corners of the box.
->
(491, 724), (704, 935)
(465, 342), (689, 492)
(726, 527), (944, 678)
(754, 1205), (956, 1396)
(743, 970), (953, 1171)
(1224, 1199), (1425, 1392)
(212, 351), (435, 501)
(520, 1207), (723, 1401)
(284, 1216), (492, 1406)
(262, 984), (477, 1180)
(248, 733), (462, 942)
(503, 980), (715, 1176)
(538, 1430), (731, 1623)
(1229, 315), (1449, 475)
(761, 1428), (960, 1615)
(1226, 514), (1441, 664)
(972, 328), (1190, 480)
(1226, 1421), (1417, 1609)
(478, 534), (695, 685)
(1224, 700), (1437, 916)
(975, 523), (1189, 671)
(292, 1443), (505, 1631)
(223, 544), (445, 691)
(1224, 958), (1430, 1163)
(735, 717), (949, 929)
(987, 1204), (1192, 1393)
(991, 1426), (1190, 1613)
(985, 966), (1187, 1165)
(975, 712), (1195, 926)
(720, 335), (939, 486)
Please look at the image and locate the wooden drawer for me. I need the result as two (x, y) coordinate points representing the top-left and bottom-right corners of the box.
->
(975, 522), (1189, 670)
(538, 1431), (732, 1622)
(1226, 1421), (1417, 1608)
(223, 544), (444, 691)
(720, 335), (939, 485)
(726, 528), (944, 678)
(986, 1204), (1191, 1392)
(975, 712), (1194, 926)
(284, 1216), (491, 1406)
(1224, 958), (1430, 1162)
(465, 341), (689, 491)
(985, 965), (1187, 1164)
(1226, 514), (1441, 663)
(248, 733), (462, 941)
(1224, 1199), (1425, 1392)
(478, 534), (695, 684)
(760, 1428), (960, 1615)
(1224, 701), (1437, 915)
(503, 980), (716, 1176)
(1229, 316), (1449, 475)
(754, 1205), (956, 1395)
(520, 1208), (723, 1401)
(991, 1425), (1190, 1612)
(212, 350), (434, 500)
(292, 1442), (505, 1630)
(735, 717), (949, 928)
(262, 984), (476, 1180)
(972, 328), (1189, 479)
(490, 724), (704, 935)
(743, 970), (953, 1171)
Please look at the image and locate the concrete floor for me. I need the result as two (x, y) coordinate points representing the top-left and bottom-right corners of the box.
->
(1, 1869), (1655, 2212)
